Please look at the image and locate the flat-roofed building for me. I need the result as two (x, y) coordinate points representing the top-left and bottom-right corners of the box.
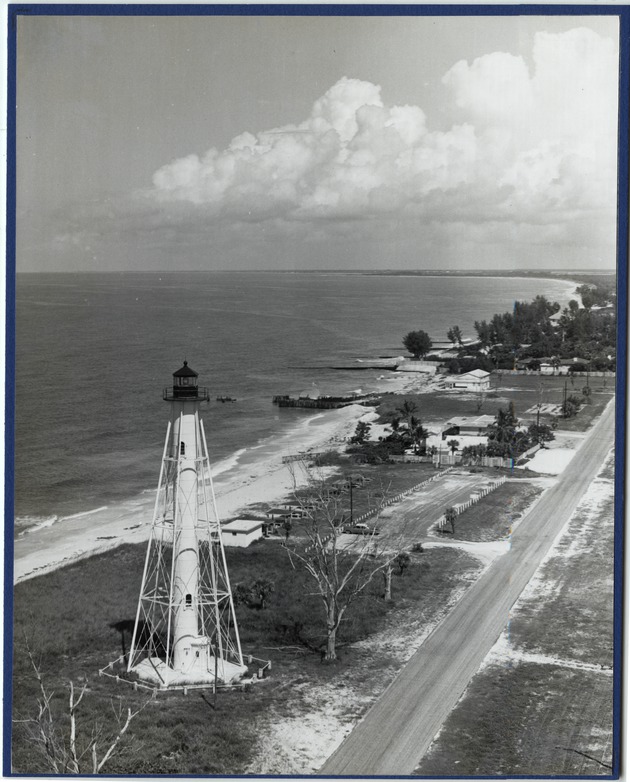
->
(221, 519), (265, 548)
(442, 414), (496, 437)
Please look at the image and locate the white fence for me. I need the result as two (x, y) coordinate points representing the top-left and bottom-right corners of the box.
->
(351, 468), (454, 524)
(479, 456), (513, 469)
(436, 476), (507, 530)
(390, 455), (433, 464)
(501, 369), (615, 377)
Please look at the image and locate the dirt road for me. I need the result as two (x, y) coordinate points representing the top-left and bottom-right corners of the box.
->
(380, 471), (489, 540)
(319, 399), (615, 776)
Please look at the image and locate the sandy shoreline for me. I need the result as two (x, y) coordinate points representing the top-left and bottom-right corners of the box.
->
(13, 370), (438, 584)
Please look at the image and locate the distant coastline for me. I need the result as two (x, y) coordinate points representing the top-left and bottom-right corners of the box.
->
(16, 268), (615, 285)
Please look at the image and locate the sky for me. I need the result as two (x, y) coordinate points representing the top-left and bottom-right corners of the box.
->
(15, 11), (620, 272)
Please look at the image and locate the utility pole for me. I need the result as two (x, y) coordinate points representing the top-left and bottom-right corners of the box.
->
(349, 479), (354, 525)
(563, 379), (568, 418)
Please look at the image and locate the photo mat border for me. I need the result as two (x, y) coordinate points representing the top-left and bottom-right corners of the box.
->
(4, 4), (628, 777)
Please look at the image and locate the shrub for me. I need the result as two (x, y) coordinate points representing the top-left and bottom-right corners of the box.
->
(311, 450), (347, 467)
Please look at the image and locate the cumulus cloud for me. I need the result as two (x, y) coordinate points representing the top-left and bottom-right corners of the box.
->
(147, 26), (617, 241)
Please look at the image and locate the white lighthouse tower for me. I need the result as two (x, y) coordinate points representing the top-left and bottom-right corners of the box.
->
(127, 361), (247, 688)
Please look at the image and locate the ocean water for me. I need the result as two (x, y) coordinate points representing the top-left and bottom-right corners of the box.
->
(13, 271), (576, 530)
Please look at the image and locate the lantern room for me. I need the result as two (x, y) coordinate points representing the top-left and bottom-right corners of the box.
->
(163, 360), (209, 401)
(172, 360), (198, 398)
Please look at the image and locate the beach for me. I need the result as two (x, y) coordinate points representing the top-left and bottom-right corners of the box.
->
(13, 370), (436, 583)
(13, 271), (578, 584)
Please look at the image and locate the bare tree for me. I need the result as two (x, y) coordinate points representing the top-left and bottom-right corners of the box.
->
(15, 645), (147, 774)
(382, 563), (393, 601)
(284, 468), (406, 661)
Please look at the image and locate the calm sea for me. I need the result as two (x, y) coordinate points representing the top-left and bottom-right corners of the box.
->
(13, 271), (576, 527)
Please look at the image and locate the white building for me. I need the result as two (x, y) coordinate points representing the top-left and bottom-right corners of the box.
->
(221, 519), (265, 548)
(446, 369), (491, 391)
(443, 414), (495, 436)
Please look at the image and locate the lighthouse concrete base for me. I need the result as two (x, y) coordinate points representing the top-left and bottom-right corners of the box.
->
(131, 657), (248, 688)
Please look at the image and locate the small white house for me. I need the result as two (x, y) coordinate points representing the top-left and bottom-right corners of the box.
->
(221, 519), (264, 548)
(446, 369), (491, 392)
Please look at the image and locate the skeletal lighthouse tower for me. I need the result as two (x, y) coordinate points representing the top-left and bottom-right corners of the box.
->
(127, 362), (247, 688)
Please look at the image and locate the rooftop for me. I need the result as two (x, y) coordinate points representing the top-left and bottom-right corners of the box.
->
(173, 360), (198, 378)
(222, 519), (264, 533)
(446, 415), (496, 428)
(460, 369), (491, 379)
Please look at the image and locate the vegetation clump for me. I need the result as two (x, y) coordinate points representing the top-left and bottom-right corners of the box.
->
(347, 399), (429, 463)
(402, 330), (433, 359)
(460, 403), (555, 463)
(401, 282), (615, 376)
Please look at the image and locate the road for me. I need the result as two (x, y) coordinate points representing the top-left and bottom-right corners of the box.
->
(319, 399), (615, 776)
(338, 472), (496, 551)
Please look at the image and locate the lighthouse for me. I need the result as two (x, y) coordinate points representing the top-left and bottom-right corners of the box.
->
(127, 362), (247, 688)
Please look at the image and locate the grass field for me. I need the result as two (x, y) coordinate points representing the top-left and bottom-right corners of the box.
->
(12, 394), (613, 775)
(439, 479), (546, 542)
(11, 534), (481, 775)
(249, 459), (439, 529)
(414, 450), (615, 776)
(378, 373), (614, 432)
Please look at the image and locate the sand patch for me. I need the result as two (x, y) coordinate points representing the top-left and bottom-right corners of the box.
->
(520, 447), (575, 474)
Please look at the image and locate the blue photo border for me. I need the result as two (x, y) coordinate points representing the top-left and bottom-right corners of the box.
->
(4, 4), (628, 778)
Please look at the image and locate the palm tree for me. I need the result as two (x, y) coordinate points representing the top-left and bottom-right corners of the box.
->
(396, 400), (418, 431)
(447, 439), (459, 455)
(388, 416), (403, 445)
(410, 417), (429, 454)
(491, 403), (518, 444)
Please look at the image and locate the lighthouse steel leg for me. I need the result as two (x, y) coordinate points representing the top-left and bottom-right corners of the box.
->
(164, 410), (184, 670)
(196, 412), (225, 665)
(201, 419), (244, 666)
(196, 446), (225, 666)
(128, 421), (171, 673)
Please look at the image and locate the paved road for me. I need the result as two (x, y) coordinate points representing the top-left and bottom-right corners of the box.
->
(319, 399), (615, 776)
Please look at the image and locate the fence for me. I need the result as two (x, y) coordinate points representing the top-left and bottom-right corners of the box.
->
(436, 476), (507, 530)
(281, 452), (324, 464)
(389, 454), (433, 464)
(432, 453), (462, 467)
(479, 456), (514, 469)
(351, 468), (454, 524)
(501, 369), (615, 377)
(98, 653), (272, 694)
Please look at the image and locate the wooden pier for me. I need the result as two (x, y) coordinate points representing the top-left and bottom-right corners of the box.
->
(272, 393), (379, 410)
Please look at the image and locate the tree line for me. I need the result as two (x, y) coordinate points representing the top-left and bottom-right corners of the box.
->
(401, 282), (615, 373)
